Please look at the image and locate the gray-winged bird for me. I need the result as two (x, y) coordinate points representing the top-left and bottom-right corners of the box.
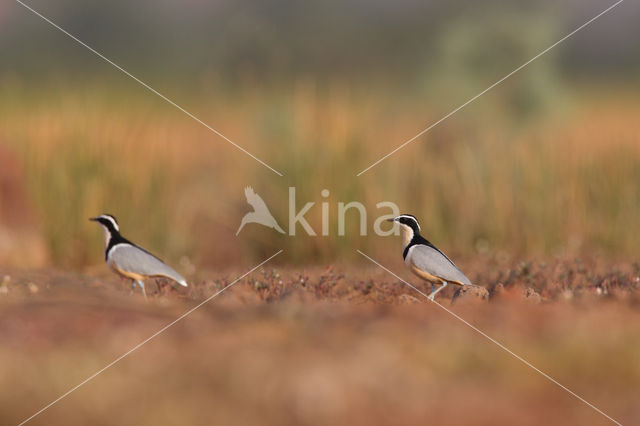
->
(90, 214), (188, 297)
(388, 214), (471, 301)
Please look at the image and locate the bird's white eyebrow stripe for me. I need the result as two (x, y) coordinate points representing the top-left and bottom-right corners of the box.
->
(103, 216), (119, 230)
(396, 215), (420, 231)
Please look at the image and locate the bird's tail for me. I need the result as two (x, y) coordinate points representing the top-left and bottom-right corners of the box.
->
(160, 270), (189, 287)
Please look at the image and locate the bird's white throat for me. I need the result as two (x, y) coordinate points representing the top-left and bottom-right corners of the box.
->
(400, 224), (414, 250)
(100, 226), (112, 250)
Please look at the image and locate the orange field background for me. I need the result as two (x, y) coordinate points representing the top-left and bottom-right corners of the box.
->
(1, 2), (639, 424)
(1, 86), (639, 268)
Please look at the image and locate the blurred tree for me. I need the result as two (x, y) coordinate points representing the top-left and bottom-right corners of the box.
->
(420, 11), (565, 121)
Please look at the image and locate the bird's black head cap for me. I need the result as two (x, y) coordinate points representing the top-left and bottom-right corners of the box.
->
(90, 214), (120, 233)
(389, 214), (421, 234)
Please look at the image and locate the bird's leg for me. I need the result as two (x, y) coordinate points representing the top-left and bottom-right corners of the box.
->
(137, 280), (147, 300)
(427, 281), (448, 301)
(130, 279), (136, 294)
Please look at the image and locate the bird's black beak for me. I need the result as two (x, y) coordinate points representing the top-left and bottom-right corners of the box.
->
(89, 217), (98, 222)
(386, 218), (396, 223)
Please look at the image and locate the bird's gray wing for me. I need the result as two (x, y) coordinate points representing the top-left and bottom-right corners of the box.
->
(409, 245), (472, 285)
(110, 244), (187, 286)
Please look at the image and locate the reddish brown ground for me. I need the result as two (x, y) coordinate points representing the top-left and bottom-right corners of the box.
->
(1, 258), (639, 425)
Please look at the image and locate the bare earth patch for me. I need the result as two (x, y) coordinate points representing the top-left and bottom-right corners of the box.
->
(1, 258), (639, 425)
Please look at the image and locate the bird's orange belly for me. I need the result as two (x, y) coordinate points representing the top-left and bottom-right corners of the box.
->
(109, 263), (146, 281)
(409, 262), (444, 284)
(409, 261), (467, 286)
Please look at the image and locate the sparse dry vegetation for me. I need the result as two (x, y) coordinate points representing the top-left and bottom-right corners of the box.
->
(1, 259), (639, 425)
(1, 86), (640, 267)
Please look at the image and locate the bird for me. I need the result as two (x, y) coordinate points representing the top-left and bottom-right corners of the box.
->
(236, 186), (285, 235)
(90, 214), (188, 297)
(388, 214), (471, 301)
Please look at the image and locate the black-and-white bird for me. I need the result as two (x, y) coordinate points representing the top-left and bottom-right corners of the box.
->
(388, 214), (471, 301)
(90, 214), (188, 297)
